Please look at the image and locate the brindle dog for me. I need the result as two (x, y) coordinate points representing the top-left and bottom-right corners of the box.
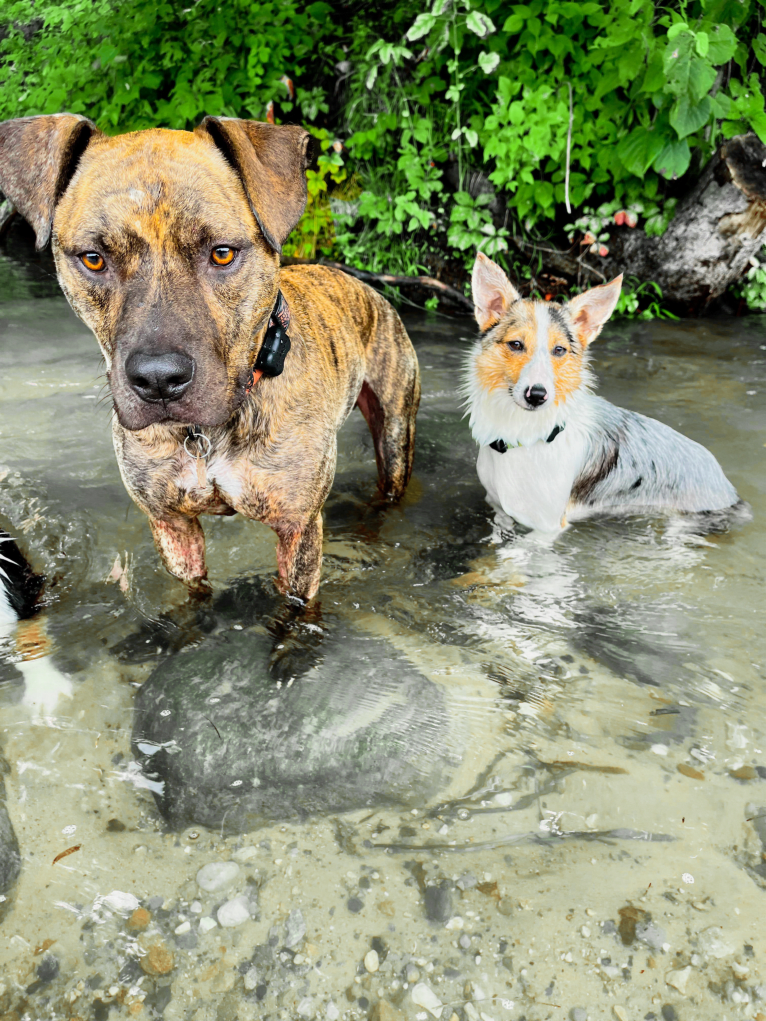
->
(0, 114), (420, 600)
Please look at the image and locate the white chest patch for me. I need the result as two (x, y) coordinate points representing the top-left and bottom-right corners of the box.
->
(180, 454), (245, 505)
(476, 430), (585, 532)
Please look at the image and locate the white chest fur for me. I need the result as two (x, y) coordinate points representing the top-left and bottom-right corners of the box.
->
(476, 428), (586, 532)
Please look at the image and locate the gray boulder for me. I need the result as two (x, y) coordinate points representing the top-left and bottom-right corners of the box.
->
(131, 627), (464, 832)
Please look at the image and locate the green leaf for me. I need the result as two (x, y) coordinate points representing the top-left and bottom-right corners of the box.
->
(466, 10), (496, 38)
(406, 13), (436, 41)
(670, 95), (712, 138)
(653, 137), (691, 179)
(667, 22), (690, 40)
(616, 126), (666, 177)
(478, 50), (500, 74)
(710, 91), (732, 118)
(706, 23), (737, 64)
(753, 34), (766, 66)
(695, 31), (709, 57)
(502, 13), (525, 34)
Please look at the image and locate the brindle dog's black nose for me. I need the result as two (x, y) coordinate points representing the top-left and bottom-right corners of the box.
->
(525, 384), (548, 408)
(125, 350), (195, 403)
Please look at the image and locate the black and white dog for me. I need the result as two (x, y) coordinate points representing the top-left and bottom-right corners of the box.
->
(0, 530), (43, 627)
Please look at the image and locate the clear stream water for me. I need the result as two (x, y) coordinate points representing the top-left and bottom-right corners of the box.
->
(0, 234), (765, 1021)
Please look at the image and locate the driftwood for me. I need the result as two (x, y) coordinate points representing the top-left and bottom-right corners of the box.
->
(602, 133), (766, 310)
(281, 256), (474, 313)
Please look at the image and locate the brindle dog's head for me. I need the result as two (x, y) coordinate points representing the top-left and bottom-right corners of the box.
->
(0, 114), (311, 429)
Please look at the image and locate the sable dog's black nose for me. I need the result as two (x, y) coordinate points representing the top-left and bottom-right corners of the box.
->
(525, 384), (548, 407)
(125, 350), (195, 403)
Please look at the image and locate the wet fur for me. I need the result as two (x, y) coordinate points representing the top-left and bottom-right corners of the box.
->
(0, 115), (420, 598)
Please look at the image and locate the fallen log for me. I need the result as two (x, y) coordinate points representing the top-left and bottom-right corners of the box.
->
(601, 133), (766, 311)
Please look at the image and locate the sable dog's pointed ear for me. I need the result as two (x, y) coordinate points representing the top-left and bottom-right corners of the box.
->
(566, 274), (623, 346)
(196, 117), (312, 253)
(471, 251), (521, 331)
(0, 114), (99, 250)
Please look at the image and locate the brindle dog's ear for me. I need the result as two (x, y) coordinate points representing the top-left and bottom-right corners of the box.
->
(196, 117), (312, 253)
(0, 114), (100, 250)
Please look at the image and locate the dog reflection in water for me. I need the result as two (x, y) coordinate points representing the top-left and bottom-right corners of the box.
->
(0, 531), (71, 716)
(464, 252), (743, 534)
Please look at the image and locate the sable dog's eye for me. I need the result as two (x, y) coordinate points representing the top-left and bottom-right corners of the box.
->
(211, 246), (236, 266)
(507, 340), (524, 352)
(552, 345), (567, 356)
(80, 252), (105, 272)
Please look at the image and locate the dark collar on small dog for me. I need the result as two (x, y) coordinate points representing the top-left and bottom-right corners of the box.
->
(489, 423), (565, 454)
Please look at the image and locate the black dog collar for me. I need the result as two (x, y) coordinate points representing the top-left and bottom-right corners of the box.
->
(253, 289), (292, 379)
(489, 423), (565, 454)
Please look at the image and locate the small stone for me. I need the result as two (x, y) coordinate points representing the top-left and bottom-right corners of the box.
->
(217, 895), (251, 928)
(199, 916), (217, 932)
(104, 891), (140, 914)
(140, 942), (174, 976)
(424, 884), (452, 923)
(730, 765), (758, 781)
(285, 908), (307, 948)
(404, 963), (421, 984)
(232, 845), (258, 862)
(456, 873), (477, 891)
(612, 1008), (628, 1021)
(445, 915), (464, 929)
(732, 960), (750, 979)
(666, 965), (692, 995)
(677, 763), (704, 780)
(497, 897), (514, 916)
(174, 920), (190, 934)
(196, 861), (240, 892)
(347, 897), (363, 913)
(570, 1010), (587, 1021)
(243, 967), (258, 991)
(297, 996), (314, 1018)
(326, 1002), (340, 1021)
(459, 934), (471, 950)
(370, 1002), (404, 1021)
(127, 908), (151, 932)
(364, 949), (379, 973)
(411, 982), (443, 1018)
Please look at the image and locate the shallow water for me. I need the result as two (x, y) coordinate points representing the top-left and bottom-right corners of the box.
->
(1, 240), (765, 1021)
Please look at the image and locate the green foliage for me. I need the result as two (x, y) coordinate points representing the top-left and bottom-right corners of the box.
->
(614, 278), (678, 319)
(0, 0), (335, 129)
(1, 0), (765, 303)
(732, 250), (766, 311)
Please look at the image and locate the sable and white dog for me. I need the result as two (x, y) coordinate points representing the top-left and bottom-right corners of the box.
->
(464, 253), (742, 533)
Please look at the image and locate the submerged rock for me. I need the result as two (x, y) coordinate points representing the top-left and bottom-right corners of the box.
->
(131, 628), (464, 832)
(0, 768), (20, 921)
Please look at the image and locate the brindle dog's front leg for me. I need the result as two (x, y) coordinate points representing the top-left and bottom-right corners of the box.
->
(149, 515), (211, 594)
(274, 515), (323, 601)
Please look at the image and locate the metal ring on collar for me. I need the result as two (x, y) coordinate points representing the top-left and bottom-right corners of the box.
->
(183, 431), (212, 459)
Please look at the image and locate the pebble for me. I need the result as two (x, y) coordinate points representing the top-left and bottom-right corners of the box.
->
(285, 908), (307, 948)
(199, 917), (217, 933)
(196, 861), (240, 893)
(297, 996), (314, 1017)
(139, 941), (174, 976)
(326, 1003), (339, 1021)
(347, 897), (363, 913)
(666, 965), (692, 995)
(364, 949), (380, 973)
(424, 885), (453, 923)
(730, 765), (758, 781)
(127, 908), (151, 932)
(104, 891), (140, 914)
(233, 845), (258, 862)
(174, 920), (191, 934)
(404, 963), (421, 983)
(496, 898), (514, 916)
(459, 934), (472, 949)
(217, 895), (251, 928)
(456, 874), (477, 891)
(411, 982), (443, 1018)
(570, 1010), (588, 1021)
(612, 1008), (628, 1021)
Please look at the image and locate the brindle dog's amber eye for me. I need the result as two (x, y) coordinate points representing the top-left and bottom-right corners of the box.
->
(211, 246), (236, 266)
(81, 252), (105, 272)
